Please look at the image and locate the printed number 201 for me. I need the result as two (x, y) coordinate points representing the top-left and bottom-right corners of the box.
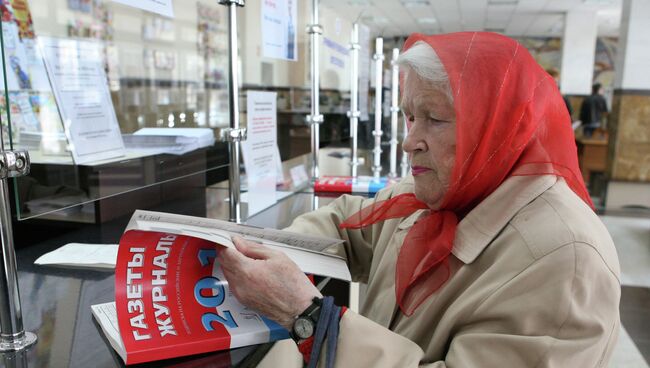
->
(195, 249), (238, 330)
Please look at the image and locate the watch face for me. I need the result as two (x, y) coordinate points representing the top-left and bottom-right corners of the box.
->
(294, 317), (314, 339)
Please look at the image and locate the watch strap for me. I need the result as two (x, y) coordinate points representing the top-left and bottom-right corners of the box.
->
(291, 297), (323, 341)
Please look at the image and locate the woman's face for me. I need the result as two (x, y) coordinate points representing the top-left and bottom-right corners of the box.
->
(401, 71), (457, 210)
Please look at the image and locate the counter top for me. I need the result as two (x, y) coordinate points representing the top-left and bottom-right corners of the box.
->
(1, 190), (338, 368)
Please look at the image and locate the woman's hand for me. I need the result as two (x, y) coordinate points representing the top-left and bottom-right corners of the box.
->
(217, 236), (322, 330)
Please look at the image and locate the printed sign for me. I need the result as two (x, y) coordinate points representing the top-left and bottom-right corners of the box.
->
(261, 0), (297, 61)
(241, 91), (278, 216)
(40, 38), (125, 164)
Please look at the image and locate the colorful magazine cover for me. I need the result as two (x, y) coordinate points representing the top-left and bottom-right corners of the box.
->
(111, 230), (289, 365)
(93, 210), (350, 365)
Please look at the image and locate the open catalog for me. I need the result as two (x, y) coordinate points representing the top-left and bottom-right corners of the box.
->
(92, 210), (350, 365)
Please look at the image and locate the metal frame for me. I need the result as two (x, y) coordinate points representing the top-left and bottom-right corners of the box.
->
(219, 0), (246, 223)
(0, 151), (36, 353)
(400, 114), (410, 178)
(307, 0), (323, 184)
(347, 23), (361, 178)
(372, 37), (384, 179)
(0, 14), (37, 353)
(388, 48), (400, 178)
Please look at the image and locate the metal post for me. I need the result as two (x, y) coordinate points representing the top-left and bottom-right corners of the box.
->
(0, 151), (36, 353)
(347, 23), (360, 178)
(400, 114), (410, 178)
(219, 0), (246, 224)
(372, 37), (384, 179)
(307, 0), (323, 184)
(388, 48), (399, 178)
(0, 14), (37, 353)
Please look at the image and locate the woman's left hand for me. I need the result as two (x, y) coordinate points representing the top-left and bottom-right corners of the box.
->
(217, 236), (322, 330)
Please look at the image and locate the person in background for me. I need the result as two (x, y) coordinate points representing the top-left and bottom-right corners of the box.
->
(546, 67), (573, 120)
(580, 83), (609, 138)
(218, 32), (621, 367)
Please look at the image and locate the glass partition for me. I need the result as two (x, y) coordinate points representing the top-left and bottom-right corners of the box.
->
(0, 0), (369, 223)
(1, 0), (233, 221)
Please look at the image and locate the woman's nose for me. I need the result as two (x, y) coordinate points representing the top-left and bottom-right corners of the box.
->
(402, 124), (425, 153)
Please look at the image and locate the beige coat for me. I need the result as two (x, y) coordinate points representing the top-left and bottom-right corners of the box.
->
(259, 175), (621, 367)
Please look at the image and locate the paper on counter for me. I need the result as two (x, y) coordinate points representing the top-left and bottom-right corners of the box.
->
(35, 243), (118, 269)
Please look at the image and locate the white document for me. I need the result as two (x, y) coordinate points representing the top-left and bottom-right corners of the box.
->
(111, 0), (174, 18)
(34, 243), (118, 269)
(133, 128), (215, 147)
(39, 38), (125, 165)
(290, 164), (309, 186)
(261, 0), (297, 61)
(275, 145), (286, 185)
(242, 91), (278, 217)
(125, 127), (216, 155)
(126, 210), (350, 281)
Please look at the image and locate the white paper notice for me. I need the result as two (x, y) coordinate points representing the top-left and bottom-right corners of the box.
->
(275, 145), (285, 185)
(39, 38), (125, 164)
(290, 164), (309, 186)
(262, 0), (297, 61)
(111, 0), (174, 18)
(35, 243), (119, 269)
(242, 91), (278, 217)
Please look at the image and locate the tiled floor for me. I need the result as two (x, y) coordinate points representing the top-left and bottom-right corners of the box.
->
(619, 287), (650, 366)
(603, 215), (650, 367)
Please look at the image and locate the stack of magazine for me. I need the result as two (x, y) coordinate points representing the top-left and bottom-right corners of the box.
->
(122, 128), (216, 155)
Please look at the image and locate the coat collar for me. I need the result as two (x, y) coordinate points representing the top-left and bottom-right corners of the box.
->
(396, 175), (557, 264)
(452, 175), (557, 264)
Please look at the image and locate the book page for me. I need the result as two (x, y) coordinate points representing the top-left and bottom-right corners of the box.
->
(91, 302), (125, 361)
(125, 218), (350, 281)
(127, 210), (344, 253)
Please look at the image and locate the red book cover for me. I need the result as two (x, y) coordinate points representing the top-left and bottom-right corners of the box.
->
(110, 230), (288, 365)
(91, 210), (350, 365)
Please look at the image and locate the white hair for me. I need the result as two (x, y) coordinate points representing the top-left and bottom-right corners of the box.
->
(397, 41), (453, 103)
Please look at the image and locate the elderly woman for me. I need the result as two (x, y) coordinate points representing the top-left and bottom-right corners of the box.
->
(218, 32), (620, 367)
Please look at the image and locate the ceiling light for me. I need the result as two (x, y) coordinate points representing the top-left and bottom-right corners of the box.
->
(400, 0), (431, 8)
(488, 0), (518, 4)
(347, 0), (371, 6)
(417, 17), (437, 25)
(361, 15), (389, 25)
(583, 0), (616, 4)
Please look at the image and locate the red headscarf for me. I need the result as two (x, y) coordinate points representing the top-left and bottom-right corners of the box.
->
(341, 32), (592, 316)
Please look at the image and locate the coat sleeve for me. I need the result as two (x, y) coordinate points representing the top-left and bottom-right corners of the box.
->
(329, 242), (620, 368)
(282, 193), (377, 282)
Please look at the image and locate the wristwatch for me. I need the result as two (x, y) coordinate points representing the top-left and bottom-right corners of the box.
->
(291, 297), (322, 342)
